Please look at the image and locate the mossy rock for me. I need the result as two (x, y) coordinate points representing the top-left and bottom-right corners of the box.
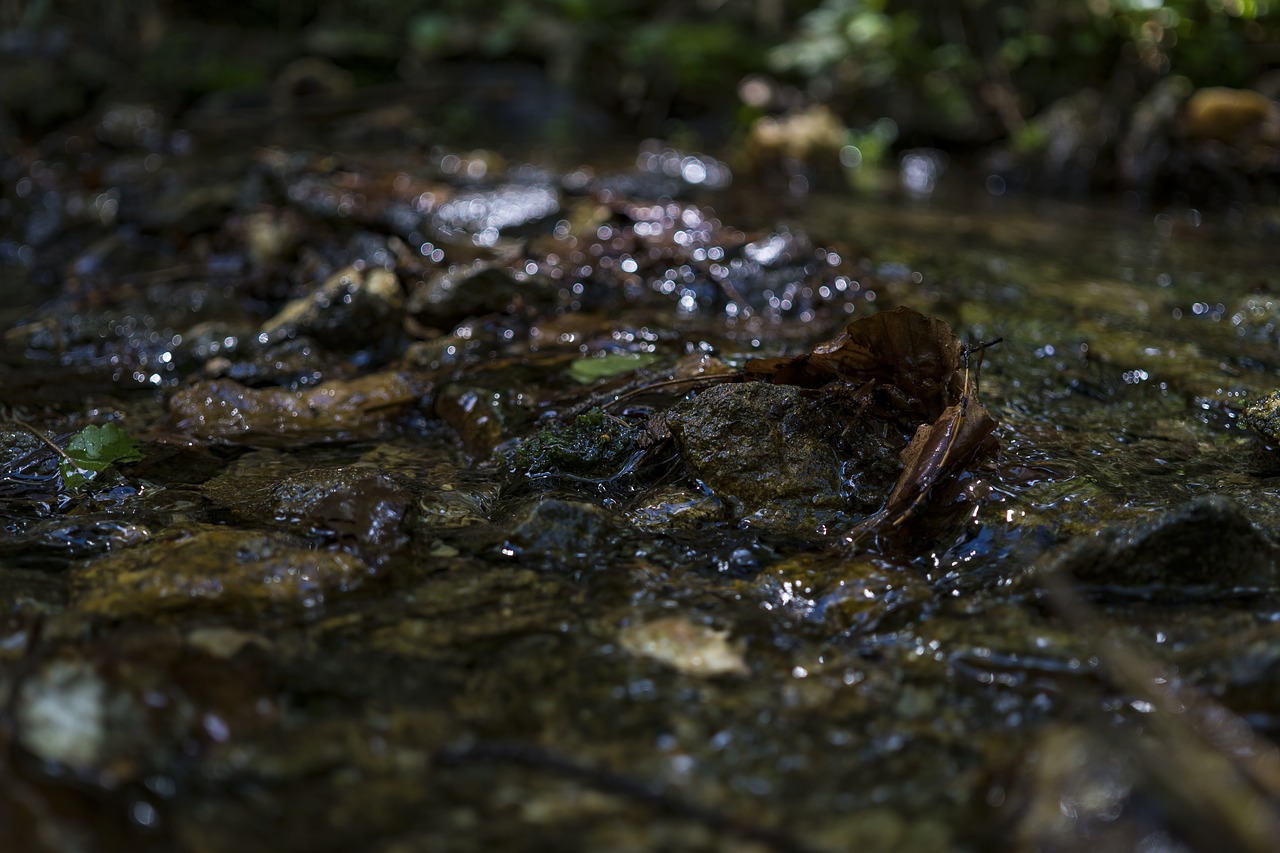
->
(665, 382), (900, 531)
(508, 407), (645, 482)
(71, 527), (371, 617)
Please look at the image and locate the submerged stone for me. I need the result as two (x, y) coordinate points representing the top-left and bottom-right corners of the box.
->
(170, 370), (428, 439)
(434, 381), (533, 457)
(71, 527), (371, 616)
(626, 486), (730, 532)
(203, 464), (415, 563)
(260, 264), (403, 356)
(618, 616), (749, 677)
(757, 552), (931, 633)
(415, 487), (491, 530)
(503, 497), (616, 562)
(15, 659), (116, 768)
(408, 262), (544, 327)
(994, 723), (1280, 853)
(269, 466), (413, 557)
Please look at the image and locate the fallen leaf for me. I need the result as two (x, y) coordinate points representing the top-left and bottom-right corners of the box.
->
(846, 373), (998, 542)
(744, 306), (963, 423)
(618, 616), (749, 677)
(60, 423), (143, 489)
(569, 352), (660, 384)
(742, 306), (999, 539)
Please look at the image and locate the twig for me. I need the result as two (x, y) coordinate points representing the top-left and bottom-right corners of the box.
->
(7, 418), (71, 464)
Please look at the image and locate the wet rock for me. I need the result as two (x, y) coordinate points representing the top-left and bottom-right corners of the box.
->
(0, 564), (66, 614)
(15, 658), (135, 768)
(714, 227), (862, 320)
(369, 567), (573, 660)
(626, 487), (730, 532)
(509, 407), (646, 483)
(1242, 390), (1280, 443)
(203, 464), (414, 562)
(618, 616), (749, 677)
(178, 318), (258, 364)
(757, 552), (930, 633)
(11, 633), (279, 785)
(403, 328), (491, 373)
(200, 335), (326, 388)
(270, 466), (413, 558)
(271, 57), (355, 111)
(434, 381), (533, 457)
(1117, 75), (1193, 192)
(6, 281), (246, 388)
(415, 486), (491, 530)
(1013, 90), (1121, 194)
(186, 626), (273, 659)
(170, 369), (428, 439)
(71, 527), (371, 616)
(260, 264), (403, 356)
(1039, 496), (1280, 600)
(592, 143), (732, 199)
(503, 498), (617, 562)
(407, 261), (541, 327)
(664, 382), (901, 530)
(1239, 389), (1280, 471)
(743, 105), (848, 191)
(95, 101), (167, 150)
(993, 724), (1280, 853)
(242, 206), (304, 267)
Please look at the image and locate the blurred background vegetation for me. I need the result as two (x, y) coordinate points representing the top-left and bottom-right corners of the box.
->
(1, 0), (1277, 196)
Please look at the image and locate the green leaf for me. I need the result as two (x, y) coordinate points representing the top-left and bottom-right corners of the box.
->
(58, 423), (142, 490)
(568, 353), (659, 384)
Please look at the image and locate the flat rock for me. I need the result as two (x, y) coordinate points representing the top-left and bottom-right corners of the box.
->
(664, 381), (900, 530)
(1040, 495), (1280, 600)
(71, 527), (371, 617)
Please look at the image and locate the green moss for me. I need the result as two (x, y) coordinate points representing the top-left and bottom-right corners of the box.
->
(1243, 391), (1280, 443)
(509, 407), (644, 480)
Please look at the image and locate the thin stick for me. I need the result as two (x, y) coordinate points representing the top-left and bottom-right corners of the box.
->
(7, 418), (72, 463)
(603, 373), (736, 411)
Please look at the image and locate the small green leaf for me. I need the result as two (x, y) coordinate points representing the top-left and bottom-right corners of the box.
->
(58, 423), (142, 490)
(569, 353), (660, 384)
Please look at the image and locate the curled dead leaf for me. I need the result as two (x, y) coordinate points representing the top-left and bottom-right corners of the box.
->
(744, 306), (964, 423)
(743, 306), (999, 540)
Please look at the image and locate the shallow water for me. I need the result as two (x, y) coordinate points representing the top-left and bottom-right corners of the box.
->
(3, 126), (1280, 852)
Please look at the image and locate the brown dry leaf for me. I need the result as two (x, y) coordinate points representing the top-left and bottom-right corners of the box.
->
(846, 372), (999, 543)
(742, 306), (999, 540)
(743, 306), (963, 422)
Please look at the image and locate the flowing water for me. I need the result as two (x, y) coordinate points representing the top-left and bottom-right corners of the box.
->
(3, 117), (1280, 852)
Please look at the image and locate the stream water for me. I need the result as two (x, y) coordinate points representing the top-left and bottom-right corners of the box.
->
(3, 119), (1280, 851)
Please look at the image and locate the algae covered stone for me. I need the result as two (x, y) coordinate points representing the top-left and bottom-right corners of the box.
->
(1036, 495), (1280, 600)
(508, 406), (645, 481)
(71, 527), (371, 617)
(664, 381), (900, 529)
(1243, 390), (1280, 443)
